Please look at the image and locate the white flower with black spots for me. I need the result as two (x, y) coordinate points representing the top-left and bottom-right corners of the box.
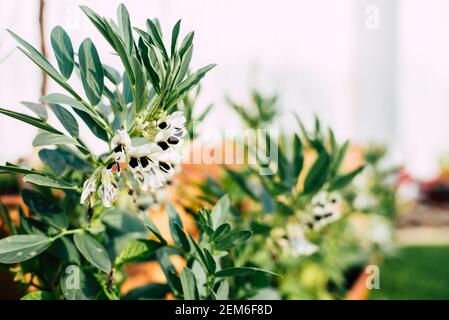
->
(80, 168), (100, 207)
(155, 111), (186, 151)
(111, 129), (132, 163)
(98, 167), (119, 208)
(308, 192), (342, 230)
(127, 144), (179, 192)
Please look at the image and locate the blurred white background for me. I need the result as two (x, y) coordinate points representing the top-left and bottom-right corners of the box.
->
(0, 0), (448, 179)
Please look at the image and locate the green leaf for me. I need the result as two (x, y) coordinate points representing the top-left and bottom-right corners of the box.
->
(0, 164), (40, 175)
(178, 31), (194, 60)
(189, 235), (208, 271)
(79, 7), (133, 93)
(329, 165), (365, 191)
(173, 223), (190, 252)
(330, 140), (350, 177)
(60, 267), (99, 300)
(303, 151), (331, 195)
(0, 108), (61, 134)
(40, 93), (95, 119)
(171, 20), (181, 57)
(21, 101), (48, 120)
(146, 19), (168, 60)
(48, 103), (79, 137)
(210, 195), (230, 229)
(74, 232), (111, 273)
(131, 56), (148, 113)
(292, 133), (304, 185)
(156, 249), (182, 296)
(0, 234), (53, 263)
(260, 185), (275, 213)
(103, 64), (122, 85)
(167, 205), (190, 252)
(79, 6), (113, 46)
(138, 37), (160, 93)
(167, 64), (216, 107)
(38, 149), (67, 175)
(78, 38), (104, 106)
(21, 291), (54, 300)
(7, 30), (67, 85)
(167, 204), (183, 241)
(22, 189), (68, 229)
(276, 201), (295, 216)
(75, 109), (110, 142)
(51, 148), (92, 171)
(48, 236), (81, 264)
(23, 174), (75, 190)
(216, 280), (230, 300)
(40, 95), (109, 141)
(51, 26), (74, 79)
(20, 216), (57, 236)
(115, 239), (164, 268)
(276, 139), (292, 190)
(214, 230), (252, 251)
(117, 4), (133, 55)
(175, 44), (193, 85)
(180, 267), (199, 300)
(102, 208), (147, 234)
(224, 167), (258, 200)
(203, 248), (216, 274)
(101, 17), (135, 85)
(211, 223), (231, 242)
(141, 212), (167, 244)
(123, 284), (170, 300)
(215, 267), (280, 278)
(32, 131), (76, 148)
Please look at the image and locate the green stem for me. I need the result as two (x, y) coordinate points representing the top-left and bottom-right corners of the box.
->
(50, 228), (83, 241)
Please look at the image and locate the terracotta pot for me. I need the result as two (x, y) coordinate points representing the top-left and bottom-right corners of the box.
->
(345, 269), (370, 300)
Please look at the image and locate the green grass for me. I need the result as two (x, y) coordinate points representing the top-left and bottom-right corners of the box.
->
(370, 245), (449, 300)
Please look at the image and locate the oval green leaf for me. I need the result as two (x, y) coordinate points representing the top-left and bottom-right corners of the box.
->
(48, 103), (79, 137)
(60, 266), (99, 300)
(0, 234), (53, 264)
(23, 174), (75, 190)
(32, 131), (75, 148)
(78, 38), (104, 106)
(74, 232), (111, 273)
(114, 239), (163, 268)
(21, 101), (48, 120)
(22, 189), (68, 229)
(303, 151), (331, 195)
(51, 26), (74, 79)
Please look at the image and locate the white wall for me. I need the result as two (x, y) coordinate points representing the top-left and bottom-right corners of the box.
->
(0, 0), (448, 179)
(397, 0), (449, 178)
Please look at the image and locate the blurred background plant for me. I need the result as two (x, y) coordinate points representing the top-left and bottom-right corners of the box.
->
(187, 93), (371, 299)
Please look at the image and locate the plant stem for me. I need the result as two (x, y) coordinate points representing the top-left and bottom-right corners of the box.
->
(50, 228), (83, 241)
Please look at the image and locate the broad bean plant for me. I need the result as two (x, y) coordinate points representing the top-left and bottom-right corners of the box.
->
(0, 4), (274, 300)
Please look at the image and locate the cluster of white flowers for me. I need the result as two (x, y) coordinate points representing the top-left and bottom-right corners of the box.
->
(270, 223), (318, 257)
(269, 192), (343, 258)
(80, 111), (186, 209)
(307, 191), (342, 230)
